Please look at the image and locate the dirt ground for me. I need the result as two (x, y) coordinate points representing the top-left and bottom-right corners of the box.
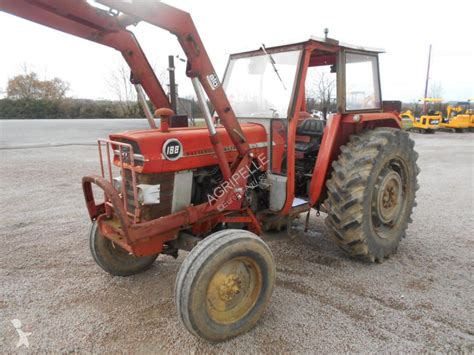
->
(1, 120), (473, 353)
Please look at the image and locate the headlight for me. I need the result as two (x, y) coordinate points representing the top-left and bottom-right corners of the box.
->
(113, 149), (145, 163)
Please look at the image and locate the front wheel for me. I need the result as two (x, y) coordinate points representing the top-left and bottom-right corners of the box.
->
(175, 229), (275, 342)
(89, 222), (158, 276)
(324, 128), (420, 262)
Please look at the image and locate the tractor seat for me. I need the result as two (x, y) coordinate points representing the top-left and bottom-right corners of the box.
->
(295, 119), (325, 154)
(296, 119), (325, 137)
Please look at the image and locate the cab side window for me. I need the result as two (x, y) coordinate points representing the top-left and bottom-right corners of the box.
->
(345, 52), (381, 111)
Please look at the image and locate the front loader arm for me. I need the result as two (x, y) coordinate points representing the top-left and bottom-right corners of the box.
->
(1, 0), (250, 179)
(97, 0), (250, 158)
(0, 0), (171, 110)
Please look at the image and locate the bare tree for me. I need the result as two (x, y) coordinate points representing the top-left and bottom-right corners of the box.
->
(428, 81), (443, 99)
(106, 61), (169, 117)
(306, 70), (336, 118)
(317, 72), (336, 107)
(106, 63), (139, 117)
(421, 81), (444, 113)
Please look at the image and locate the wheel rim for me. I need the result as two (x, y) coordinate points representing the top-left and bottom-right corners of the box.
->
(206, 257), (262, 324)
(372, 159), (407, 239)
(377, 171), (402, 224)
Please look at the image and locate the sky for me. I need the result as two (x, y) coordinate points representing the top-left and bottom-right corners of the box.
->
(0, 0), (472, 103)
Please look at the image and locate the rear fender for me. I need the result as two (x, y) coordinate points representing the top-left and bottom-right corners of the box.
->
(308, 112), (401, 206)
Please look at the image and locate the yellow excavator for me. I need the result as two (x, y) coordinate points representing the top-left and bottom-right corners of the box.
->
(400, 110), (415, 130)
(440, 101), (473, 132)
(400, 98), (442, 133)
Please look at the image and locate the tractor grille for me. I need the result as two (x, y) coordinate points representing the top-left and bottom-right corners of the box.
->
(124, 170), (137, 214)
(98, 138), (174, 223)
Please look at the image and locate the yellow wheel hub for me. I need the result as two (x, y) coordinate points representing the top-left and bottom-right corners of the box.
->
(218, 273), (242, 301)
(206, 257), (262, 324)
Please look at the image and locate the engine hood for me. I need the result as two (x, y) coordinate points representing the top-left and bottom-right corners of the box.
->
(109, 123), (268, 173)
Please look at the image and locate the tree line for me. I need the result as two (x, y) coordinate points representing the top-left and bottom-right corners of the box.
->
(0, 70), (147, 119)
(0, 97), (146, 119)
(0, 69), (203, 119)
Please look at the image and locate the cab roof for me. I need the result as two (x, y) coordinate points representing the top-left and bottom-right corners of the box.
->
(229, 36), (385, 59)
(309, 36), (385, 53)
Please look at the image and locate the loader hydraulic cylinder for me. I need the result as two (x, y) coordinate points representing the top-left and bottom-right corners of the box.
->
(192, 77), (231, 181)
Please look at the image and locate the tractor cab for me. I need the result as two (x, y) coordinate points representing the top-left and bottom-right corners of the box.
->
(222, 37), (387, 215)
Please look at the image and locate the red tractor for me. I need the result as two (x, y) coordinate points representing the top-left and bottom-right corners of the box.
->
(1, 0), (419, 342)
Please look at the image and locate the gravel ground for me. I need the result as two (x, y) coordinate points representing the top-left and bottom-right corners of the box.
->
(0, 120), (473, 353)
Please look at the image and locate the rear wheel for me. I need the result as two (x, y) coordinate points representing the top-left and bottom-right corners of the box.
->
(324, 128), (419, 262)
(175, 229), (275, 342)
(89, 222), (158, 276)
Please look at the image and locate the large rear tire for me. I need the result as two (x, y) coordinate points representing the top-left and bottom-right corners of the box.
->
(324, 128), (419, 262)
(89, 222), (158, 276)
(175, 229), (275, 342)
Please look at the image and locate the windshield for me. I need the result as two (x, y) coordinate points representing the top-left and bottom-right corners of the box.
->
(223, 50), (302, 118)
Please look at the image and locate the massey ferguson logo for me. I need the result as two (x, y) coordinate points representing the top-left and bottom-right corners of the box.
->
(162, 139), (183, 161)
